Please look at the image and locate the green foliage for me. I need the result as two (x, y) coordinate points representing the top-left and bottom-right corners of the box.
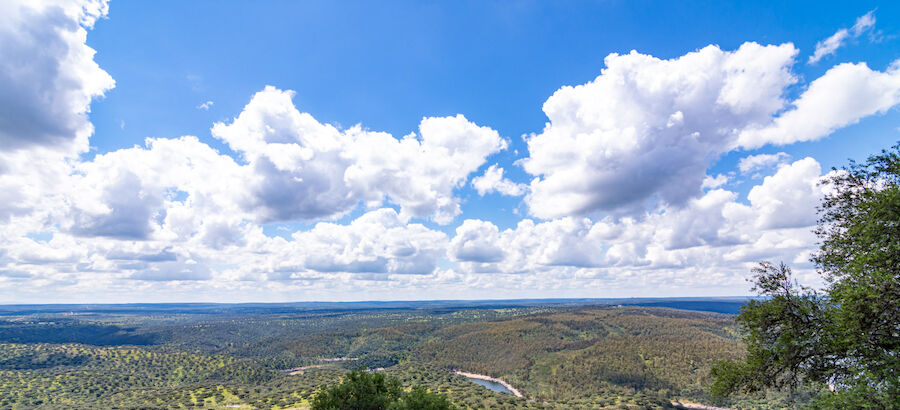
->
(389, 386), (456, 410)
(814, 143), (900, 398)
(708, 262), (826, 398)
(710, 143), (900, 409)
(311, 369), (455, 410)
(311, 370), (403, 410)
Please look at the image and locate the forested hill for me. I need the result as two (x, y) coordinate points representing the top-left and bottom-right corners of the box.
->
(0, 300), (788, 409)
(410, 307), (744, 402)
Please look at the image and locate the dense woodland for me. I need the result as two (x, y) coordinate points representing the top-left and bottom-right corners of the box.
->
(0, 300), (800, 409)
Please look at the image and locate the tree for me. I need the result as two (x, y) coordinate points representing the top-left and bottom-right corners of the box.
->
(709, 143), (900, 408)
(311, 369), (456, 410)
(311, 370), (402, 410)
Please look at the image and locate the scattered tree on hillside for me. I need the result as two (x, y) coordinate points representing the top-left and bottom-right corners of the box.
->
(709, 143), (900, 408)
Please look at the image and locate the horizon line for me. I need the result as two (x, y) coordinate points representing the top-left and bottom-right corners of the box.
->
(0, 296), (754, 307)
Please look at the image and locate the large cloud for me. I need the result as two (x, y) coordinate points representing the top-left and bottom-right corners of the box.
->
(0, 0), (114, 153)
(63, 136), (247, 241)
(450, 220), (507, 263)
(521, 41), (900, 221)
(451, 158), (826, 285)
(212, 86), (506, 224)
(747, 157), (826, 230)
(522, 43), (798, 219)
(0, 0), (114, 226)
(228, 208), (448, 281)
(0, 80), (501, 284)
(288, 208), (447, 276)
(738, 60), (900, 148)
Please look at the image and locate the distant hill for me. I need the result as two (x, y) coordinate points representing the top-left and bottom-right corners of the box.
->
(0, 296), (749, 316)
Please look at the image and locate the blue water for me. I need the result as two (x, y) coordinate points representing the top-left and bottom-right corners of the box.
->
(466, 377), (513, 394)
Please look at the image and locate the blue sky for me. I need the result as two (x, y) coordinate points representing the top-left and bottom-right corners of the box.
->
(0, 0), (898, 303)
(87, 0), (898, 230)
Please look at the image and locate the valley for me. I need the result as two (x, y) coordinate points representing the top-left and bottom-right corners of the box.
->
(0, 298), (793, 409)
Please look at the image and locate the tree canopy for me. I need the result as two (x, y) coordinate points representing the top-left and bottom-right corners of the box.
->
(311, 369), (456, 410)
(709, 143), (900, 408)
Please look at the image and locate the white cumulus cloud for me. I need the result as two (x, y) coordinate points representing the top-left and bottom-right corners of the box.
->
(748, 157), (827, 230)
(471, 165), (526, 196)
(738, 60), (900, 148)
(0, 0), (114, 229)
(269, 208), (448, 278)
(212, 86), (506, 225)
(0, 0), (114, 154)
(447, 158), (829, 290)
(522, 42), (798, 219)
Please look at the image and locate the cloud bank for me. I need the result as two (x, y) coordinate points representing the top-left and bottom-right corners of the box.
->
(1, 1), (899, 302)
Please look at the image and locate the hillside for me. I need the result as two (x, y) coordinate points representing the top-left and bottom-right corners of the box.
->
(412, 307), (744, 401)
(0, 302), (787, 409)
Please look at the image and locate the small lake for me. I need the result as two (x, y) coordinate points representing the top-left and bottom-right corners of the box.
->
(465, 377), (514, 394)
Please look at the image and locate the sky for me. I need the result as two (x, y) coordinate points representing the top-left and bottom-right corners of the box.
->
(1, 0), (898, 303)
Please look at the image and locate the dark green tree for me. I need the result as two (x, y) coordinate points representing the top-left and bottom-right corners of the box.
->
(388, 386), (456, 410)
(311, 370), (403, 410)
(709, 143), (900, 408)
(311, 369), (455, 410)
